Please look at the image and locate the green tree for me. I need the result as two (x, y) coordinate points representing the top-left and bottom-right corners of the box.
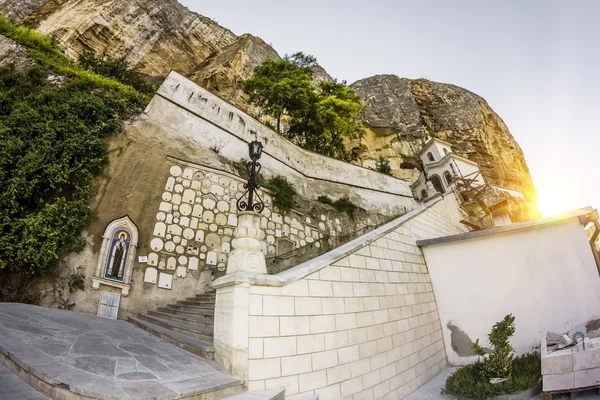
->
(284, 51), (317, 72)
(290, 79), (364, 159)
(245, 53), (365, 160)
(243, 58), (314, 133)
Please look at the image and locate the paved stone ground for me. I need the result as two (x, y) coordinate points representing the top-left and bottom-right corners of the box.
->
(0, 303), (242, 399)
(0, 363), (49, 399)
(406, 368), (600, 399)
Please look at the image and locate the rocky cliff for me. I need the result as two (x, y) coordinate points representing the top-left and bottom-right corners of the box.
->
(1, 0), (237, 79)
(350, 75), (536, 200)
(0, 0), (536, 201)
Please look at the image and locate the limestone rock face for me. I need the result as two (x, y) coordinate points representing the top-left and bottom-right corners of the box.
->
(0, 0), (535, 201)
(188, 34), (279, 110)
(351, 75), (536, 201)
(0, 35), (35, 70)
(0, 0), (48, 20)
(1, 0), (237, 79)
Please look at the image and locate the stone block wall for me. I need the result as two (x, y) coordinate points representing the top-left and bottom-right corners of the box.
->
(142, 158), (387, 292)
(240, 195), (467, 399)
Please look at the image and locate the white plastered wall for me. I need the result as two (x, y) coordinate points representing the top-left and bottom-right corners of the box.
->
(421, 216), (600, 365)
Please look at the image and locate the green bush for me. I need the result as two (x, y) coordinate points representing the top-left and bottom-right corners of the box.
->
(333, 197), (358, 218)
(263, 176), (296, 213)
(317, 195), (333, 205)
(0, 65), (143, 275)
(78, 50), (155, 94)
(0, 15), (150, 105)
(443, 352), (540, 399)
(376, 156), (392, 175)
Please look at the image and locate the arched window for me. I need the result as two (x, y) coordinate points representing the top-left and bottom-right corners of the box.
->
(92, 216), (138, 296)
(421, 189), (428, 200)
(427, 152), (435, 162)
(430, 175), (445, 194)
(443, 148), (448, 155)
(444, 171), (453, 186)
(450, 163), (455, 174)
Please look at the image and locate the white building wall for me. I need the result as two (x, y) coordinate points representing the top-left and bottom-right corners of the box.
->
(452, 158), (485, 185)
(421, 215), (600, 365)
(146, 71), (416, 215)
(241, 195), (468, 399)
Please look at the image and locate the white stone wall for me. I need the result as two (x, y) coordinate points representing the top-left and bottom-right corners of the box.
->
(242, 195), (468, 399)
(421, 211), (600, 365)
(145, 71), (417, 216)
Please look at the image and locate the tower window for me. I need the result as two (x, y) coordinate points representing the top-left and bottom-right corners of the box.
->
(427, 152), (434, 162)
(430, 175), (445, 194)
(444, 171), (453, 186)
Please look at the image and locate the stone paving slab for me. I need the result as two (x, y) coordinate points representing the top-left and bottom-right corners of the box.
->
(0, 363), (50, 400)
(0, 303), (242, 399)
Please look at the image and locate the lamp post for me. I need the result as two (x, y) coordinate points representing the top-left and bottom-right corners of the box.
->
(236, 140), (265, 213)
(227, 139), (267, 275)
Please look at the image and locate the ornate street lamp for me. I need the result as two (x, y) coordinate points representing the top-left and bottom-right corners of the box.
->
(236, 139), (265, 213)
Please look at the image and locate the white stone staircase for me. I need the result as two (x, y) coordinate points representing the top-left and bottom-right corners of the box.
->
(128, 290), (217, 359)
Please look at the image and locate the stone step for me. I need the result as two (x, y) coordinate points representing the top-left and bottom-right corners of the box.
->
(128, 316), (215, 359)
(222, 388), (286, 400)
(137, 314), (214, 342)
(157, 307), (215, 324)
(0, 364), (50, 400)
(148, 310), (214, 327)
(166, 304), (215, 315)
(177, 300), (216, 309)
(183, 298), (216, 305)
(194, 292), (216, 298)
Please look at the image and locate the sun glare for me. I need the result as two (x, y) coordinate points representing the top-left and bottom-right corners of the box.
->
(535, 185), (582, 217)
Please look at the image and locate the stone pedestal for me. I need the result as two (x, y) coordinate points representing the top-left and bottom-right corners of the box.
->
(226, 211), (266, 275)
(214, 211), (267, 381)
(213, 283), (250, 380)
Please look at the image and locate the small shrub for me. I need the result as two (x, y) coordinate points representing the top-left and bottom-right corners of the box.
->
(263, 176), (296, 213)
(68, 270), (85, 294)
(474, 314), (516, 379)
(333, 197), (358, 218)
(443, 315), (541, 399)
(443, 352), (540, 399)
(317, 195), (333, 205)
(376, 156), (392, 175)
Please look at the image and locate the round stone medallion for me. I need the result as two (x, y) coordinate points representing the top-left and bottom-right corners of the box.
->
(176, 245), (185, 254)
(205, 233), (221, 249)
(180, 204), (192, 216)
(170, 165), (182, 177)
(156, 212), (166, 221)
(165, 241), (175, 252)
(183, 228), (194, 240)
(162, 192), (172, 201)
(150, 238), (164, 251)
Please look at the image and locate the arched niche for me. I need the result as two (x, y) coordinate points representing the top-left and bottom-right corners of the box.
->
(91, 216), (139, 296)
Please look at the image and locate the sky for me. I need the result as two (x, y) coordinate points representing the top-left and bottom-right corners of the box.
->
(180, 0), (600, 216)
